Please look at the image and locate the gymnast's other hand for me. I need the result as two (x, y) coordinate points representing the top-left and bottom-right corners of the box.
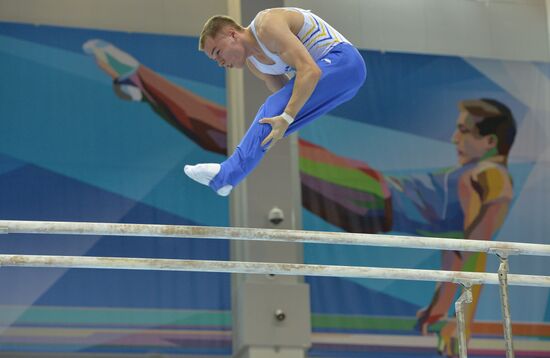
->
(259, 115), (290, 150)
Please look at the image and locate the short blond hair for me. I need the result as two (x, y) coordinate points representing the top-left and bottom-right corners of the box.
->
(199, 15), (244, 51)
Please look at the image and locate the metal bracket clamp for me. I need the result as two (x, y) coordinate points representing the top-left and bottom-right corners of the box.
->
(487, 248), (520, 258)
(459, 281), (473, 291)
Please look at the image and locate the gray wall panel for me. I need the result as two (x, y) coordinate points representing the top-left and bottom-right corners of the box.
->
(1, 0), (548, 60)
(286, 0), (550, 61)
(0, 0), (226, 36)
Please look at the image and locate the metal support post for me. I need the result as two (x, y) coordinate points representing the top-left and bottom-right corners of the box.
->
(455, 283), (472, 358)
(497, 253), (515, 358)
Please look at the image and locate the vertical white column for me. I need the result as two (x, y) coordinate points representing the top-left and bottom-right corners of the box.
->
(546, 0), (550, 59)
(226, 1), (310, 357)
(226, 0), (249, 229)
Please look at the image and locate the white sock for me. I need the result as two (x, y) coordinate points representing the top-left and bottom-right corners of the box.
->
(183, 163), (232, 196)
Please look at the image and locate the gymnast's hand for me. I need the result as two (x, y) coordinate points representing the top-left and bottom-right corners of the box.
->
(259, 115), (290, 150)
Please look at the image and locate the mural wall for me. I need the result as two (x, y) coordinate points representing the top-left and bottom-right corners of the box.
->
(1, 21), (549, 357)
(0, 23), (231, 356)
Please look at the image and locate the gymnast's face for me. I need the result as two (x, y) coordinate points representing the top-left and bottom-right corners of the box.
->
(452, 112), (496, 165)
(203, 27), (247, 69)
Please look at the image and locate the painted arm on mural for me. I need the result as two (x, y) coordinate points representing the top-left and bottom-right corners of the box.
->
(300, 146), (513, 237)
(461, 163), (513, 241)
(83, 39), (227, 155)
(299, 140), (392, 233)
(81, 38), (384, 216)
(82, 40), (516, 242)
(82, 39), (392, 234)
(81, 39), (409, 235)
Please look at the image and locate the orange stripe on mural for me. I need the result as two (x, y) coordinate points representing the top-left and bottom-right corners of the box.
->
(472, 321), (550, 337)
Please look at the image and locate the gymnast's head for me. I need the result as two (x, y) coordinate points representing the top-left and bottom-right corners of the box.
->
(199, 15), (248, 69)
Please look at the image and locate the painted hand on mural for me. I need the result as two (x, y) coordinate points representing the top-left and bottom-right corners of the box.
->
(83, 39), (140, 79)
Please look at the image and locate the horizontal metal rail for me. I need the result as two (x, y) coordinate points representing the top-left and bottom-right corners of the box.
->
(1, 220), (550, 257)
(1, 254), (549, 287)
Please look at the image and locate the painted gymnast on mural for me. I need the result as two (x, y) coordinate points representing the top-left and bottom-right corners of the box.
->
(83, 39), (516, 357)
(301, 99), (516, 356)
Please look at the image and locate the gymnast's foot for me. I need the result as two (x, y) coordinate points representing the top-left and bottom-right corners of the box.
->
(184, 163), (232, 196)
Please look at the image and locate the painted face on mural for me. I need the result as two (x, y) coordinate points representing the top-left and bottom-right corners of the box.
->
(203, 27), (247, 69)
(452, 111), (497, 165)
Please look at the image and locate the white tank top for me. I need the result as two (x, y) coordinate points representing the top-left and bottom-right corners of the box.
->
(247, 8), (351, 75)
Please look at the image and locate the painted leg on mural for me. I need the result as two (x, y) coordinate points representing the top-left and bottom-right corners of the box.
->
(416, 250), (463, 335)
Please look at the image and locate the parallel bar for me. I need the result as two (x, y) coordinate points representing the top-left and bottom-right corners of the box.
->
(1, 220), (550, 257)
(1, 254), (550, 287)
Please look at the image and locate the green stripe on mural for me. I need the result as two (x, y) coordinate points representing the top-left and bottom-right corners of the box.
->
(352, 197), (386, 210)
(312, 314), (416, 331)
(300, 158), (384, 198)
(0, 306), (231, 327)
(416, 230), (463, 239)
(3, 307), (549, 339)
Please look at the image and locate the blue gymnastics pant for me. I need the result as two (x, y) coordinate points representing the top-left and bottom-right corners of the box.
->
(210, 43), (367, 192)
